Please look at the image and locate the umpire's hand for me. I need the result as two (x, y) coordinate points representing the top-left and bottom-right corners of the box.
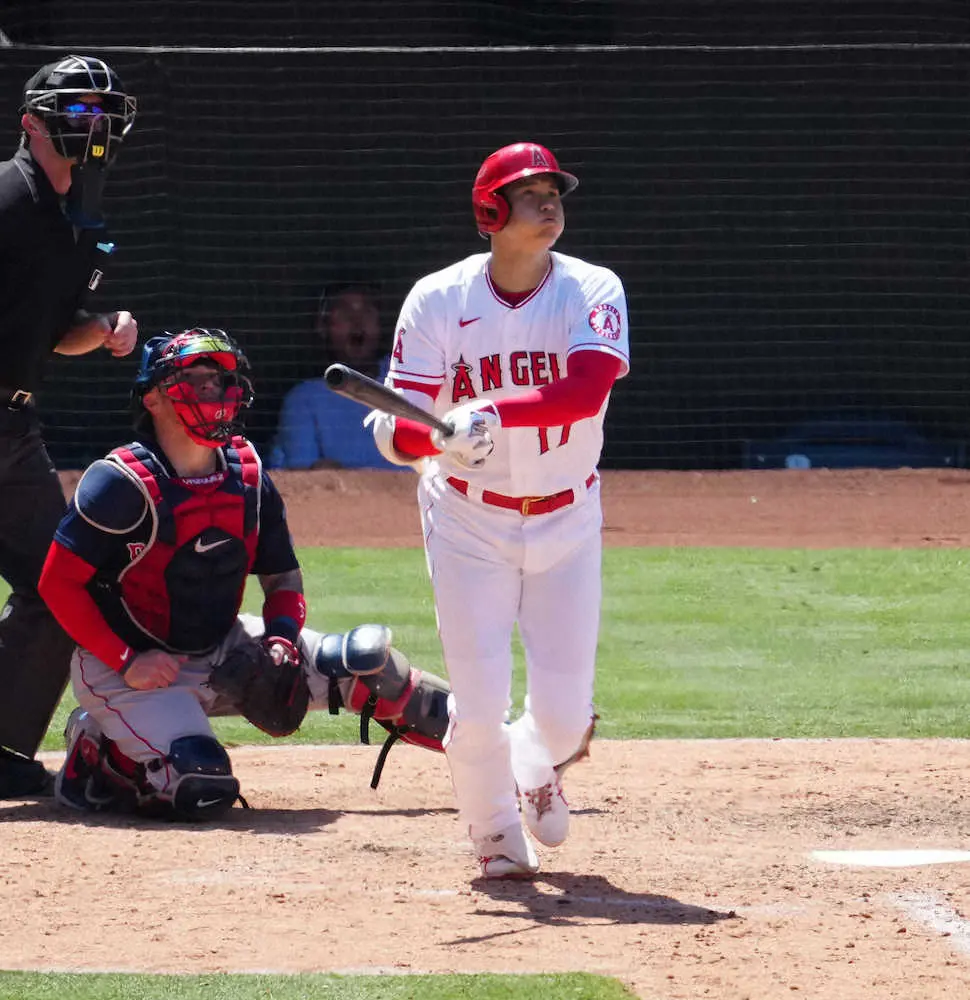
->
(123, 649), (186, 690)
(102, 311), (139, 357)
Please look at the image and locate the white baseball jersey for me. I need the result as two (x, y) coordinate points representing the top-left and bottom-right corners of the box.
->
(389, 251), (630, 497)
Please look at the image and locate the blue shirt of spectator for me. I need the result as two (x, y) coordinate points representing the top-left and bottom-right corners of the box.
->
(268, 354), (401, 470)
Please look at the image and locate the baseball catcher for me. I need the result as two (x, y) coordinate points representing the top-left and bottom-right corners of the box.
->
(38, 328), (450, 822)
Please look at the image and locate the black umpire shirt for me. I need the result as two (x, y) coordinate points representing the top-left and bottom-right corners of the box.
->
(0, 146), (111, 393)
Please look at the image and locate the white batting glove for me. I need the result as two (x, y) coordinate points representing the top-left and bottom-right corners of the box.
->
(432, 401), (500, 470)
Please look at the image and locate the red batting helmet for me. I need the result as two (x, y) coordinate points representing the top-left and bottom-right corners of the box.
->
(472, 142), (579, 235)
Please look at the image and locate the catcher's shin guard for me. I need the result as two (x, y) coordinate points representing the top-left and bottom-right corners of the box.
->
(145, 735), (242, 821)
(313, 624), (451, 788)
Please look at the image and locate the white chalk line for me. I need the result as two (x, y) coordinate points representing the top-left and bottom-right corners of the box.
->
(812, 849), (970, 868)
(892, 891), (970, 956)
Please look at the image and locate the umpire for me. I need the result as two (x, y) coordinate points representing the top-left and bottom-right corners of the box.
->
(0, 54), (138, 797)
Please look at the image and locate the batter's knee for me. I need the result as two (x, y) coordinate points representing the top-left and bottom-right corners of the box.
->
(151, 735), (240, 821)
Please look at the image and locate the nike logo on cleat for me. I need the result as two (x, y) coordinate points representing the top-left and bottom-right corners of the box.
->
(194, 538), (230, 554)
(459, 317), (481, 327)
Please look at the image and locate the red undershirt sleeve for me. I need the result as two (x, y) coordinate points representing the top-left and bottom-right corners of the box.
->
(493, 351), (623, 427)
(39, 541), (134, 672)
(393, 416), (440, 458)
(390, 381), (441, 457)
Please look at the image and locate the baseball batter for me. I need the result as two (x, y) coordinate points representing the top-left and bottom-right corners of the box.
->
(370, 141), (630, 878)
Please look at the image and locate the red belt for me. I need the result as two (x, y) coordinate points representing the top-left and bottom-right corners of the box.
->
(446, 473), (596, 517)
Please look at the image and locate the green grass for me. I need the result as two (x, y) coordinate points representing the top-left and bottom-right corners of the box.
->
(598, 547), (970, 738)
(0, 972), (637, 999)
(39, 545), (970, 749)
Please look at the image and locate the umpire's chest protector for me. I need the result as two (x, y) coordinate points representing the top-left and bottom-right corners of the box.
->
(106, 439), (261, 654)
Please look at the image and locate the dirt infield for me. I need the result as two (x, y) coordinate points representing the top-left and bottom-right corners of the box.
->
(6, 468), (970, 999)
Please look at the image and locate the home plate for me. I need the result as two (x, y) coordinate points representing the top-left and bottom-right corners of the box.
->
(812, 849), (970, 868)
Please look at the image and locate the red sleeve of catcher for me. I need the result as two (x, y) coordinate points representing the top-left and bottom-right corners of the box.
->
(493, 350), (623, 427)
(261, 588), (307, 645)
(38, 541), (133, 671)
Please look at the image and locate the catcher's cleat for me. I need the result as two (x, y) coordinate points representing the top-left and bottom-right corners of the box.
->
(55, 709), (120, 812)
(474, 822), (540, 880)
(519, 772), (570, 847)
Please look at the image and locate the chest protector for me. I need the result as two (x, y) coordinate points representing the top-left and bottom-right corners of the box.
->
(102, 438), (261, 654)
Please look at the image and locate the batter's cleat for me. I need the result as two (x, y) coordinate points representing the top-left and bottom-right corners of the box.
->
(55, 709), (119, 812)
(520, 772), (570, 847)
(474, 822), (540, 879)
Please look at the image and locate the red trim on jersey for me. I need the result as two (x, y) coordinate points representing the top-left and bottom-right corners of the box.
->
(485, 259), (552, 309)
(493, 350), (622, 427)
(39, 542), (134, 671)
(389, 371), (444, 388)
(393, 417), (439, 458)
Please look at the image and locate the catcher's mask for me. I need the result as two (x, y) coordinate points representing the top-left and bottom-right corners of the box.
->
(22, 55), (137, 227)
(132, 329), (254, 448)
(471, 141), (578, 236)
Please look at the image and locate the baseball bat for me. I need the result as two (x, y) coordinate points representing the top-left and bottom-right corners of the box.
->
(324, 363), (453, 437)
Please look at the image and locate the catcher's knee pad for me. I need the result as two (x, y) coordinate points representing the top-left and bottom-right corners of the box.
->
(312, 631), (353, 713)
(149, 736), (240, 821)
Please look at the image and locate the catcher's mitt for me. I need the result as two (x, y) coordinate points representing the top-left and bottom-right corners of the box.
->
(209, 636), (310, 738)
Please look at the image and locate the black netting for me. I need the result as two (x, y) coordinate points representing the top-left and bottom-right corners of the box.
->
(0, 9), (968, 469)
(3, 1), (969, 47)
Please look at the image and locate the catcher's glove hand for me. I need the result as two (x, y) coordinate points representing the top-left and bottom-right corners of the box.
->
(208, 635), (310, 738)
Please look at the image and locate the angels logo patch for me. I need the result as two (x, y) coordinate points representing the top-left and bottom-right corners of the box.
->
(588, 303), (621, 340)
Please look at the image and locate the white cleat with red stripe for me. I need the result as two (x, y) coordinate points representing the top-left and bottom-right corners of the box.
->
(520, 773), (570, 847)
(474, 822), (540, 879)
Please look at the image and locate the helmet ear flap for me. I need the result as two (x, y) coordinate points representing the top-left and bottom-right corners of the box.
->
(473, 189), (511, 235)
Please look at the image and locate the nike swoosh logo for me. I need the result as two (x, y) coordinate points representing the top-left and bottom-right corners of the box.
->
(196, 797), (225, 809)
(459, 317), (481, 328)
(194, 537), (231, 554)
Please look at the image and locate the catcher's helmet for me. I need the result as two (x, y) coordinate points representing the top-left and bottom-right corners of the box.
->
(22, 54), (136, 165)
(132, 329), (254, 447)
(472, 142), (578, 235)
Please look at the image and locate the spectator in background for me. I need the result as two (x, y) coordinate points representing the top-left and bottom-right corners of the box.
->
(269, 282), (401, 470)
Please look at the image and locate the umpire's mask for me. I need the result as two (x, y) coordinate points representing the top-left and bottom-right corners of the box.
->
(22, 54), (137, 227)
